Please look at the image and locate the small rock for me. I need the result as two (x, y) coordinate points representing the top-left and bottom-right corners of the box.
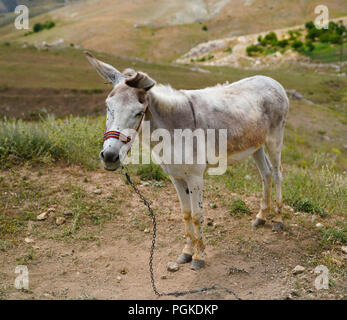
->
(47, 207), (56, 213)
(56, 217), (66, 225)
(27, 221), (33, 231)
(167, 262), (179, 272)
(63, 211), (73, 217)
(311, 215), (316, 222)
(342, 246), (347, 254)
(116, 276), (122, 282)
(94, 189), (102, 195)
(24, 237), (34, 243)
(292, 265), (306, 275)
(119, 267), (128, 275)
(37, 211), (48, 221)
(144, 228), (150, 233)
(209, 202), (217, 209)
(315, 223), (324, 228)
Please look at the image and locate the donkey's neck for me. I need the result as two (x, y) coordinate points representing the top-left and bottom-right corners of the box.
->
(146, 85), (195, 131)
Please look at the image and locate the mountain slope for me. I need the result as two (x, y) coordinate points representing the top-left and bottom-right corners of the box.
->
(0, 0), (346, 61)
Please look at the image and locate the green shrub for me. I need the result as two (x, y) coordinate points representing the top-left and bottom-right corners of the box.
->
(305, 41), (315, 51)
(291, 39), (303, 50)
(202, 25), (208, 31)
(33, 23), (44, 33)
(136, 163), (167, 181)
(286, 197), (326, 217)
(321, 226), (346, 244)
(246, 44), (263, 56)
(278, 39), (289, 48)
(32, 21), (56, 33)
(230, 198), (251, 216)
(44, 20), (55, 30)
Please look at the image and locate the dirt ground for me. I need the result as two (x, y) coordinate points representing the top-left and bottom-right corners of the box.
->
(0, 166), (345, 300)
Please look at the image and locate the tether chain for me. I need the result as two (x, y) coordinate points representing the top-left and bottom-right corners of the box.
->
(120, 165), (241, 300)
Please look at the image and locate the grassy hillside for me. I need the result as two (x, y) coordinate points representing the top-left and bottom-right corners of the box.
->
(0, 0), (346, 61)
(0, 40), (345, 300)
(0, 41), (346, 171)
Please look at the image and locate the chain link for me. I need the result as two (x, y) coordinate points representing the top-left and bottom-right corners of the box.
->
(120, 164), (241, 300)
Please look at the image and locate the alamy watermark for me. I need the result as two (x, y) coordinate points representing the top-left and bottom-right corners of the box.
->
(115, 121), (228, 175)
(14, 5), (29, 30)
(314, 5), (329, 30)
(314, 265), (329, 290)
(14, 265), (29, 290)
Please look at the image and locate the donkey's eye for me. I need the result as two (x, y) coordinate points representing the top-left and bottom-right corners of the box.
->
(135, 111), (144, 117)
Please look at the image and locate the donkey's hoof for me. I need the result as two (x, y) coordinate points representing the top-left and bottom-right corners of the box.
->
(190, 259), (205, 270)
(252, 218), (266, 228)
(176, 253), (192, 264)
(272, 221), (284, 232)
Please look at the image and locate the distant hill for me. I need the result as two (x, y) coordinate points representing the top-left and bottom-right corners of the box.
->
(0, 1), (68, 13)
(0, 0), (346, 61)
(0, 1), (82, 27)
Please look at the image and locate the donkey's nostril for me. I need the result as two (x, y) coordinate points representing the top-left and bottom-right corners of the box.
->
(100, 151), (105, 159)
(103, 151), (119, 163)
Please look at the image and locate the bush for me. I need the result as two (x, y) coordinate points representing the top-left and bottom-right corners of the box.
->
(305, 21), (315, 30)
(278, 39), (289, 48)
(287, 197), (326, 217)
(246, 44), (263, 56)
(230, 198), (251, 216)
(136, 163), (167, 181)
(32, 21), (55, 33)
(291, 39), (303, 50)
(202, 25), (208, 31)
(264, 32), (278, 43)
(44, 20), (55, 30)
(321, 226), (346, 244)
(33, 23), (44, 33)
(305, 41), (315, 51)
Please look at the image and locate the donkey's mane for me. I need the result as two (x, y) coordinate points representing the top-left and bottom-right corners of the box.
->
(150, 84), (188, 114)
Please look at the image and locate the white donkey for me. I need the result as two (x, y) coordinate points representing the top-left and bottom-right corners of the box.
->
(85, 52), (289, 270)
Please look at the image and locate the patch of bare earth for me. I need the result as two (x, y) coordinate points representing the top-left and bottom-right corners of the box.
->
(0, 166), (345, 300)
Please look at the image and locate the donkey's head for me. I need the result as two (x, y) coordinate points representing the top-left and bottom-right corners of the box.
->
(85, 52), (156, 171)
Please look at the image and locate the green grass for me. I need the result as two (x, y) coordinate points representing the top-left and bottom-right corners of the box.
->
(0, 116), (103, 169)
(320, 224), (347, 245)
(136, 163), (167, 181)
(229, 198), (251, 216)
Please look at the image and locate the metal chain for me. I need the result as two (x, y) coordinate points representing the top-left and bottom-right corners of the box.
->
(120, 164), (241, 300)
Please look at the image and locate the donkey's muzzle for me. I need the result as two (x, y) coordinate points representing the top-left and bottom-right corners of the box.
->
(100, 150), (119, 164)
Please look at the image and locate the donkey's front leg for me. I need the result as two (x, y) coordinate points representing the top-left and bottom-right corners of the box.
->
(170, 177), (194, 264)
(187, 175), (205, 270)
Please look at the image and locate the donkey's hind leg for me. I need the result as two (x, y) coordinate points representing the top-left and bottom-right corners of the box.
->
(170, 177), (194, 264)
(252, 146), (272, 228)
(266, 129), (285, 231)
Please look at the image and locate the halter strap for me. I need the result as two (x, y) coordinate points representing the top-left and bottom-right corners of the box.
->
(103, 107), (147, 144)
(103, 131), (131, 143)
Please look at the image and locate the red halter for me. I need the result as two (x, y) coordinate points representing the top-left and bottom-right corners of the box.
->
(103, 108), (147, 144)
(103, 131), (131, 143)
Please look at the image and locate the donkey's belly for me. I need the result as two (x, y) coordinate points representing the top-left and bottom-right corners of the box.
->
(227, 146), (258, 164)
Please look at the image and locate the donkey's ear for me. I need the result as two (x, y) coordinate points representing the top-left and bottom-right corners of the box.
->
(85, 51), (124, 85)
(125, 71), (156, 91)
